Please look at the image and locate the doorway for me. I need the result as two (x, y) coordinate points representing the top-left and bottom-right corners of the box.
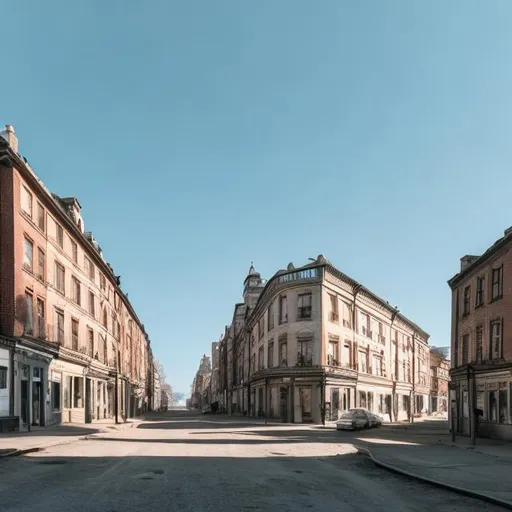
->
(331, 388), (340, 420)
(299, 387), (312, 423)
(21, 380), (29, 425)
(280, 386), (288, 422)
(85, 378), (92, 424)
(342, 388), (351, 412)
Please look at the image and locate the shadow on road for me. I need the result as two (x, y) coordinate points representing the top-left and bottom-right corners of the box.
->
(0, 451), (502, 512)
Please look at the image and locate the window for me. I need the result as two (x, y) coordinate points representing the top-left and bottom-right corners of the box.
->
(103, 336), (108, 364)
(297, 339), (312, 366)
(37, 248), (45, 280)
(116, 321), (120, 340)
(72, 277), (81, 306)
(0, 367), (7, 389)
(103, 309), (108, 329)
(463, 286), (471, 315)
(87, 328), (94, 357)
(372, 355), (383, 376)
(55, 262), (65, 294)
(492, 266), (503, 300)
(55, 309), (64, 344)
(329, 295), (339, 322)
(71, 319), (79, 351)
(342, 343), (351, 368)
(297, 293), (312, 320)
(258, 346), (264, 370)
(476, 276), (485, 307)
(56, 224), (64, 248)
(342, 302), (352, 328)
(64, 376), (72, 408)
(267, 342), (274, 368)
(279, 296), (288, 324)
(100, 273), (106, 291)
(24, 292), (33, 335)
(51, 381), (61, 410)
(461, 334), (469, 365)
(267, 304), (274, 331)
(475, 325), (483, 363)
(358, 351), (367, 373)
(258, 317), (264, 340)
(328, 341), (339, 366)
(490, 319), (503, 359)
(85, 256), (95, 281)
(71, 241), (78, 263)
(23, 238), (33, 271)
(37, 203), (45, 231)
(21, 186), (32, 217)
(279, 337), (288, 366)
(37, 298), (45, 339)
(89, 291), (95, 316)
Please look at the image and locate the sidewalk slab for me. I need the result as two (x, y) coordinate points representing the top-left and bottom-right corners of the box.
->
(357, 441), (512, 509)
(0, 419), (142, 457)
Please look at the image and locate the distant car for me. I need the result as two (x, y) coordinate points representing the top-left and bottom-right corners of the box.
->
(336, 409), (383, 431)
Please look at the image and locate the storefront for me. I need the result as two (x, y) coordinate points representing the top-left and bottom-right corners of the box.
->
(0, 345), (12, 418)
(13, 342), (54, 429)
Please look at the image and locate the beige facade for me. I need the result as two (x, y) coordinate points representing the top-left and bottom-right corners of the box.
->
(205, 256), (430, 424)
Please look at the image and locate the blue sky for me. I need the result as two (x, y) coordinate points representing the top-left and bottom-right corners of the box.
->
(3, 1), (512, 396)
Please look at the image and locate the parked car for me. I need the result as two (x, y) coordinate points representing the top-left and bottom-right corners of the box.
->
(336, 408), (383, 431)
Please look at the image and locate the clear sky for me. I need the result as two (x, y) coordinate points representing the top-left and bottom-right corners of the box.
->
(3, 1), (512, 397)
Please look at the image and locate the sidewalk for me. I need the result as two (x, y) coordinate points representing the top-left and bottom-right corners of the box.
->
(0, 419), (142, 457)
(355, 427), (512, 509)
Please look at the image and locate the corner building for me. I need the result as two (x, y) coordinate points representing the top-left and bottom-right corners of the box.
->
(226, 256), (429, 424)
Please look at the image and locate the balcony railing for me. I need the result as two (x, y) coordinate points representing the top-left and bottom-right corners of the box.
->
(327, 354), (339, 366)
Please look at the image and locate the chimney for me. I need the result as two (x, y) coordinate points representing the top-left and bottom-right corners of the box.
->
(0, 125), (19, 153)
(460, 255), (480, 272)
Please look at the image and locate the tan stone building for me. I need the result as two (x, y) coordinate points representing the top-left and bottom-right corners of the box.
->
(448, 227), (512, 440)
(429, 348), (449, 414)
(0, 125), (155, 429)
(211, 256), (429, 424)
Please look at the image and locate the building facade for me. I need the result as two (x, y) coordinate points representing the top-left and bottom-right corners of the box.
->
(0, 125), (157, 430)
(199, 256), (430, 424)
(430, 348), (449, 415)
(448, 227), (512, 441)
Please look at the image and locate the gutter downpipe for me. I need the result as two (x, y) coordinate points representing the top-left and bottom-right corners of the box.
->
(352, 284), (362, 408)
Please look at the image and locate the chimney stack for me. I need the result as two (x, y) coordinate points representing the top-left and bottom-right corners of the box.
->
(460, 255), (480, 272)
(0, 125), (19, 153)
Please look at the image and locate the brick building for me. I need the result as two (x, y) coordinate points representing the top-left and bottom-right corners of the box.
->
(448, 227), (512, 440)
(0, 125), (155, 429)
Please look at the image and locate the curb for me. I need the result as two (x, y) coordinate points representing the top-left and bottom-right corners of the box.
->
(355, 445), (512, 510)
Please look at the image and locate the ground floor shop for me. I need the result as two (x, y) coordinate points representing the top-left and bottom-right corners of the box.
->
(13, 343), (53, 429)
(452, 368), (512, 441)
(49, 358), (116, 424)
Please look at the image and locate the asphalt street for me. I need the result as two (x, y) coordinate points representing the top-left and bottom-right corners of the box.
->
(0, 411), (507, 512)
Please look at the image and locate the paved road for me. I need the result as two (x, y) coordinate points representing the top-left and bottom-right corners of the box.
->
(0, 411), (507, 512)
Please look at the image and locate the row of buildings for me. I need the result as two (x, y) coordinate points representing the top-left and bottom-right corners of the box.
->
(191, 256), (450, 424)
(0, 125), (166, 431)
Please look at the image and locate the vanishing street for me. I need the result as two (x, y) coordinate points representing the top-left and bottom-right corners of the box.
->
(0, 410), (507, 512)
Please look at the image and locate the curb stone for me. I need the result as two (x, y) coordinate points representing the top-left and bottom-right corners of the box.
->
(355, 444), (512, 510)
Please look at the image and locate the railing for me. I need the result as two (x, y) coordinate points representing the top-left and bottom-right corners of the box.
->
(327, 355), (339, 366)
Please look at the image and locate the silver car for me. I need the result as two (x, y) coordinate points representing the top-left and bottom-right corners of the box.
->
(335, 408), (383, 431)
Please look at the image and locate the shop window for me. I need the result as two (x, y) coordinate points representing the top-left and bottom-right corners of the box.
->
(51, 381), (61, 411)
(359, 391), (367, 408)
(64, 376), (72, 408)
(0, 366), (7, 389)
(73, 377), (83, 408)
